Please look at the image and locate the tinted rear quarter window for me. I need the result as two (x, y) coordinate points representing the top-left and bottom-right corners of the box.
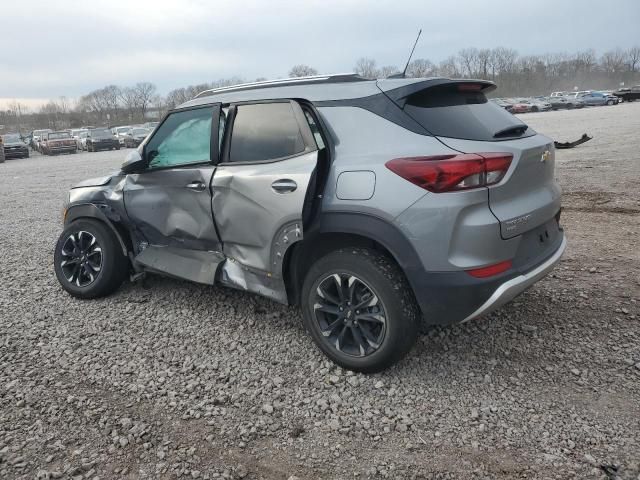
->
(403, 84), (534, 141)
(229, 103), (305, 162)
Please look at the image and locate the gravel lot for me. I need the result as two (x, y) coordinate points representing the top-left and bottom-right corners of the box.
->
(1, 103), (639, 480)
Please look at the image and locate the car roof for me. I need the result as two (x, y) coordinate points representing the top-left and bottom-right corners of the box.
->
(177, 74), (466, 108)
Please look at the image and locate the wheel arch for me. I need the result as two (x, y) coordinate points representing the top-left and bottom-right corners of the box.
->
(284, 211), (423, 307)
(64, 203), (130, 257)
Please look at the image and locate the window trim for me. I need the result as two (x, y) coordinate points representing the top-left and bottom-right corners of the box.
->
(217, 99), (317, 166)
(141, 103), (220, 172)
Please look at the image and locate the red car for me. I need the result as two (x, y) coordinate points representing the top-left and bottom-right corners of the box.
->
(41, 131), (77, 155)
(506, 100), (530, 114)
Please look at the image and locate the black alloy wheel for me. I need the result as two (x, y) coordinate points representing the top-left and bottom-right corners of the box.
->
(59, 231), (103, 287)
(301, 248), (420, 373)
(54, 219), (128, 298)
(313, 273), (387, 357)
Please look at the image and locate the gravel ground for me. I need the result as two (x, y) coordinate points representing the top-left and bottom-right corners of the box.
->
(1, 103), (639, 480)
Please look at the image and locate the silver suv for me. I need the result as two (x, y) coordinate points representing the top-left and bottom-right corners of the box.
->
(54, 74), (565, 372)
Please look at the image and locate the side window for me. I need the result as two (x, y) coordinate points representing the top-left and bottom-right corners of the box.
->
(146, 107), (212, 169)
(228, 103), (305, 163)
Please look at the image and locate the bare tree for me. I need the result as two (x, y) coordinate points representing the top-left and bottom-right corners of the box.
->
(458, 48), (480, 77)
(132, 82), (157, 119)
(289, 65), (318, 77)
(354, 58), (378, 79)
(406, 58), (436, 77)
(438, 56), (461, 78)
(378, 65), (400, 78)
(477, 49), (492, 79)
(627, 46), (640, 72)
(601, 48), (626, 74)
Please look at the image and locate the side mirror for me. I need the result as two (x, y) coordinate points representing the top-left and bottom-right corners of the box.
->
(121, 149), (146, 173)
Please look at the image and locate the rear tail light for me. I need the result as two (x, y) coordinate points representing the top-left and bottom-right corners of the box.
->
(466, 260), (512, 278)
(385, 153), (512, 193)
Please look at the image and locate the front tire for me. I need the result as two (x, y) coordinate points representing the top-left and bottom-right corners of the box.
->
(301, 248), (420, 373)
(54, 219), (128, 299)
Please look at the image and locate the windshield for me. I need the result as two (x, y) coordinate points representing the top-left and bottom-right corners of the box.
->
(132, 128), (149, 136)
(2, 134), (21, 142)
(48, 132), (71, 140)
(115, 127), (130, 134)
(90, 129), (112, 138)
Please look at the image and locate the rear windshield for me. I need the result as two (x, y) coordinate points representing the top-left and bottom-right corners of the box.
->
(403, 84), (535, 141)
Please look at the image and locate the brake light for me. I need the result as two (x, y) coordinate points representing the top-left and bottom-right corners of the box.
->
(458, 83), (483, 92)
(385, 153), (512, 193)
(466, 260), (512, 278)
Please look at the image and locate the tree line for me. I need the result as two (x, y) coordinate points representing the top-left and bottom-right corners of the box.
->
(1, 45), (638, 132)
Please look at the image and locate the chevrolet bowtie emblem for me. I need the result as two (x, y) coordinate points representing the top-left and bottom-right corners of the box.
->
(541, 150), (551, 163)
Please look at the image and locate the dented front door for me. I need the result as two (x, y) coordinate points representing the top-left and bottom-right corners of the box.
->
(123, 105), (223, 284)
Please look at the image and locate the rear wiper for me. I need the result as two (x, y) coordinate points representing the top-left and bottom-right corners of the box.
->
(494, 125), (527, 138)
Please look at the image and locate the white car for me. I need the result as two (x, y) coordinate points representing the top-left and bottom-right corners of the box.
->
(32, 129), (53, 151)
(111, 126), (132, 146)
(77, 131), (89, 151)
(70, 129), (88, 149)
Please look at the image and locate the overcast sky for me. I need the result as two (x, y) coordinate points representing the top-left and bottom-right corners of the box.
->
(1, 0), (639, 109)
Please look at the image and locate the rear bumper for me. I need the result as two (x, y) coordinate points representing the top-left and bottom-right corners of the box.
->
(462, 234), (566, 322)
(408, 229), (565, 326)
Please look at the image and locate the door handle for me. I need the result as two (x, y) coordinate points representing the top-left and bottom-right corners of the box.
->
(186, 181), (206, 192)
(271, 179), (297, 193)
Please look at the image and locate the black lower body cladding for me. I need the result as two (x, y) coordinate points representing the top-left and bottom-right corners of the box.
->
(409, 222), (564, 326)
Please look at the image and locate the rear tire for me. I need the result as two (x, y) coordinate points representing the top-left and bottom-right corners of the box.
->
(54, 219), (128, 299)
(301, 248), (420, 373)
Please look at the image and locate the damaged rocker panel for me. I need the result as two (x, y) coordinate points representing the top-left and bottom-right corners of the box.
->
(134, 246), (225, 285)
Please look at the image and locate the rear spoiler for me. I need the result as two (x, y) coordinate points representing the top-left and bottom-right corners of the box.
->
(377, 78), (497, 108)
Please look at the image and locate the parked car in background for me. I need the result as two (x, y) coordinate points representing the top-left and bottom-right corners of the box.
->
(517, 98), (552, 112)
(490, 98), (514, 112)
(123, 127), (151, 148)
(86, 128), (120, 152)
(2, 133), (30, 159)
(111, 126), (132, 146)
(40, 131), (77, 155)
(579, 91), (617, 106)
(549, 96), (585, 110)
(613, 86), (640, 102)
(143, 121), (159, 129)
(505, 98), (530, 113)
(70, 128), (87, 147)
(77, 131), (89, 151)
(32, 129), (53, 151)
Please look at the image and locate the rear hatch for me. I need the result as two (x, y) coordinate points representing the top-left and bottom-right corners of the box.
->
(379, 79), (561, 239)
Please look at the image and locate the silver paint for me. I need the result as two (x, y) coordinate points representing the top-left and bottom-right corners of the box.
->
(335, 171), (376, 200)
(211, 150), (317, 274)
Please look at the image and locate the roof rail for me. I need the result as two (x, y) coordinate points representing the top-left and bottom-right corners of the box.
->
(194, 73), (366, 98)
